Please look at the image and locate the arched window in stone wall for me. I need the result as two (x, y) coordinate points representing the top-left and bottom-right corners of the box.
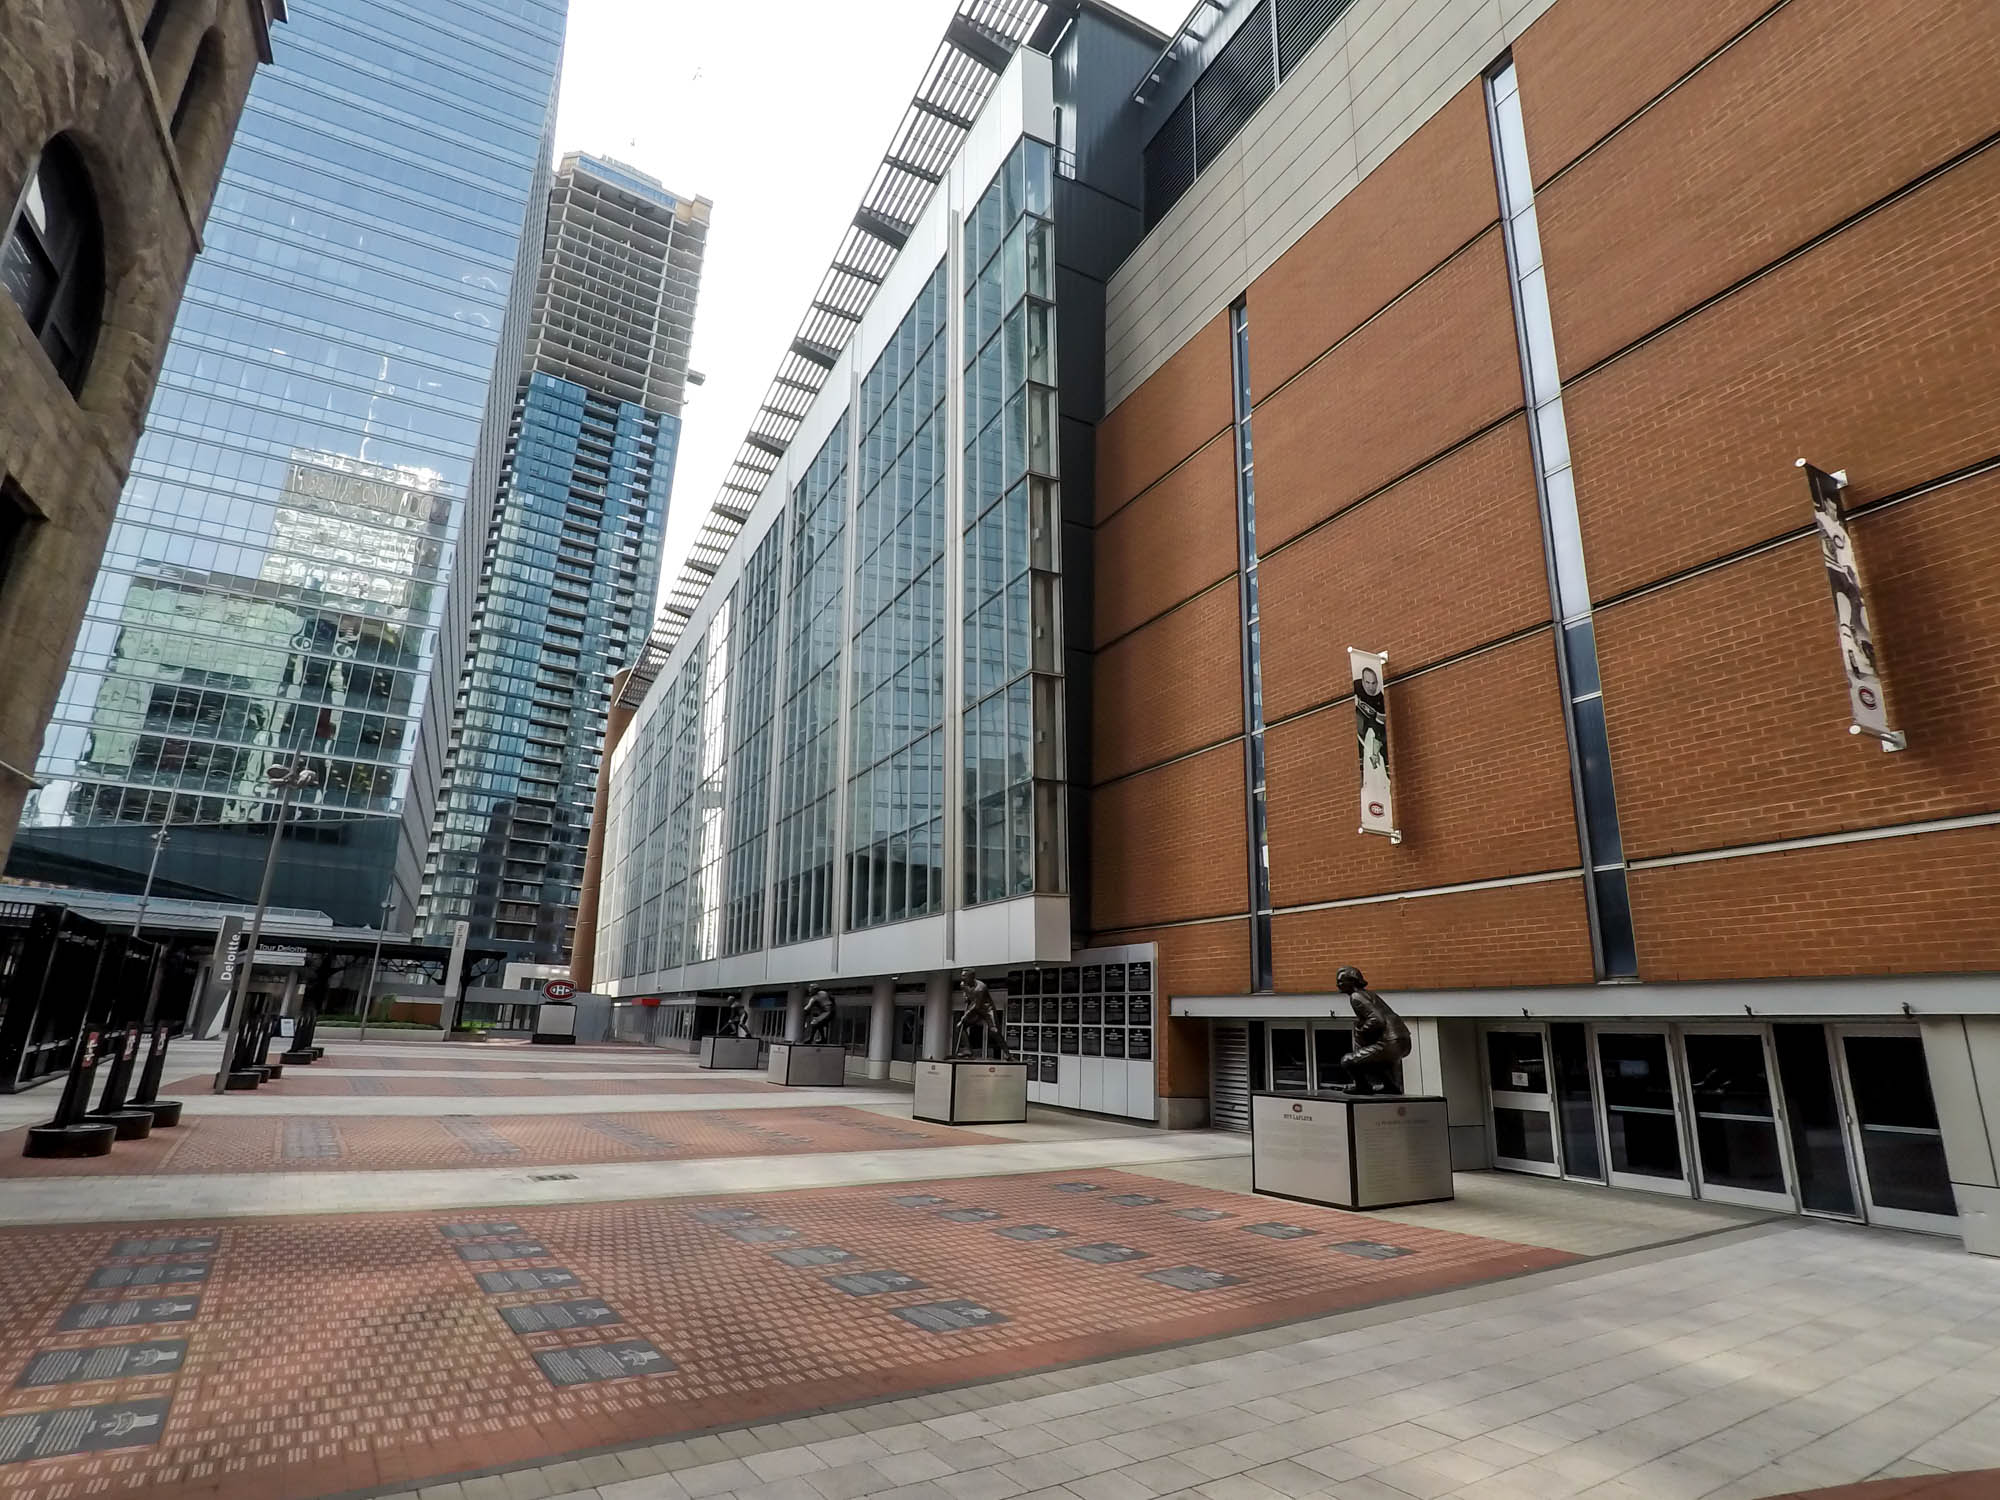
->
(1, 136), (106, 396)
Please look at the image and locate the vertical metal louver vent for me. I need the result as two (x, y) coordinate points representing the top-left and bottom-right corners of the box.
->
(1275, 0), (1353, 79)
(1142, 93), (1196, 230)
(1191, 3), (1274, 171)
(1210, 1022), (1251, 1131)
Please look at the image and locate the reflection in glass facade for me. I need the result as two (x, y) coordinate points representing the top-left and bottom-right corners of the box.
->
(722, 529), (784, 955)
(848, 263), (949, 930)
(418, 157), (706, 961)
(962, 139), (1065, 904)
(773, 419), (848, 948)
(11, 0), (568, 926)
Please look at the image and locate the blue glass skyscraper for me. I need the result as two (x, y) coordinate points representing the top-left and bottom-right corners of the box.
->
(417, 155), (708, 962)
(11, 0), (569, 928)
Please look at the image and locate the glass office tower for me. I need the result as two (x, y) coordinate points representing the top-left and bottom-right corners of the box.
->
(416, 156), (708, 962)
(10, 0), (568, 927)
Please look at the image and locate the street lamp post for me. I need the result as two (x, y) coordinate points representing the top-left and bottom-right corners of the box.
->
(357, 893), (397, 1044)
(212, 758), (318, 1094)
(132, 827), (170, 936)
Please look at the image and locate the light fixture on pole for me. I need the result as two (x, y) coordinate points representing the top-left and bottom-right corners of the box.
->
(132, 826), (171, 936)
(212, 756), (318, 1093)
(357, 892), (397, 1044)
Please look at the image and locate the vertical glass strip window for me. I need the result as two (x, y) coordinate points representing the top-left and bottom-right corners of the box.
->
(1230, 301), (1274, 993)
(1486, 59), (1636, 979)
(722, 524), (784, 955)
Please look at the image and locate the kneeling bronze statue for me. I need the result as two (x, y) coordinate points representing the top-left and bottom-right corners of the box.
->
(1335, 966), (1409, 1095)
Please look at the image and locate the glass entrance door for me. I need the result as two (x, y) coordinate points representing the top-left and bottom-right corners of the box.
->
(1268, 1025), (1309, 1092)
(1595, 1028), (1691, 1195)
(1835, 1026), (1958, 1235)
(1486, 1027), (1559, 1176)
(1681, 1028), (1794, 1211)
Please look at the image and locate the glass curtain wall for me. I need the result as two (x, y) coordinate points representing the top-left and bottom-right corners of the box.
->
(655, 652), (703, 969)
(961, 138), (1065, 905)
(847, 262), (950, 931)
(722, 528), (784, 955)
(681, 600), (734, 964)
(773, 417), (849, 946)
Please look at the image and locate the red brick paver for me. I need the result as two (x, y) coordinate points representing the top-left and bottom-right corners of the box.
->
(0, 1169), (1571, 1500)
(0, 1107), (991, 1176)
(164, 1073), (763, 1097)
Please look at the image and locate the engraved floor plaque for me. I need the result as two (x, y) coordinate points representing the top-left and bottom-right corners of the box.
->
(893, 1300), (1009, 1332)
(892, 1194), (947, 1207)
(57, 1300), (200, 1331)
(0, 1399), (172, 1463)
(110, 1238), (216, 1257)
(771, 1246), (858, 1267)
(532, 1339), (675, 1387)
(824, 1270), (928, 1297)
(994, 1225), (1070, 1241)
(1242, 1223), (1316, 1239)
(1063, 1243), (1149, 1264)
(454, 1241), (551, 1262)
(440, 1117), (521, 1156)
(1143, 1267), (1242, 1291)
(1051, 1183), (1102, 1193)
(725, 1225), (799, 1243)
(1170, 1207), (1233, 1222)
(1104, 1194), (1161, 1207)
(1331, 1241), (1416, 1260)
(475, 1269), (580, 1293)
(584, 1120), (673, 1150)
(936, 1208), (1000, 1222)
(694, 1208), (760, 1224)
(498, 1299), (622, 1334)
(441, 1223), (524, 1240)
(16, 1342), (187, 1388)
(87, 1263), (210, 1289)
(282, 1119), (342, 1160)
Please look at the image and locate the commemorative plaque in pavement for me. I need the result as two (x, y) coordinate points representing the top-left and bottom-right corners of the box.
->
(725, 1225), (799, 1243)
(16, 1342), (187, 1387)
(475, 1269), (580, 1293)
(771, 1246), (858, 1267)
(994, 1225), (1070, 1241)
(937, 1207), (1000, 1222)
(453, 1241), (551, 1262)
(824, 1270), (928, 1296)
(57, 1299), (200, 1331)
(1331, 1240), (1416, 1259)
(497, 1299), (622, 1333)
(893, 1300), (1009, 1332)
(1104, 1193), (1161, 1207)
(1144, 1266), (1242, 1291)
(110, 1238), (216, 1257)
(1171, 1206), (1233, 1222)
(892, 1194), (948, 1207)
(532, 1339), (675, 1387)
(86, 1263), (210, 1289)
(1063, 1243), (1150, 1264)
(440, 1222), (524, 1239)
(1051, 1182), (1102, 1193)
(1242, 1222), (1316, 1239)
(693, 1207), (760, 1224)
(0, 1399), (172, 1463)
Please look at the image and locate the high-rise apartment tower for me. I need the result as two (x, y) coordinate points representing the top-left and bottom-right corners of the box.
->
(417, 154), (709, 961)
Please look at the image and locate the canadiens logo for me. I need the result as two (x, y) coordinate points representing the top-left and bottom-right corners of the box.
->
(1858, 687), (1878, 709)
(1368, 801), (1386, 817)
(1291, 1102), (1303, 1114)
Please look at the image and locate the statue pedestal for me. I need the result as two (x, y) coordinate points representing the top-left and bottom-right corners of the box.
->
(532, 1000), (577, 1045)
(699, 1035), (761, 1070)
(1251, 1091), (1452, 1210)
(913, 1059), (1028, 1125)
(767, 1043), (846, 1087)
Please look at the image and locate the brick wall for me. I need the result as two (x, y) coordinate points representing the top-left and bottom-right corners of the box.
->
(1093, 433), (1235, 647)
(1533, 0), (2000, 373)
(1257, 417), (1549, 722)
(1089, 744), (1246, 932)
(1630, 825), (2000, 981)
(1565, 144), (2000, 601)
(1250, 231), (1521, 551)
(1598, 470), (2000, 860)
(1246, 80), (1498, 403)
(1265, 632), (1579, 907)
(1271, 877), (1594, 993)
(1095, 312), (1233, 517)
(1091, 584), (1242, 783)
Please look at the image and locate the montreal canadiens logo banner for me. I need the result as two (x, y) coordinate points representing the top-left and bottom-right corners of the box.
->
(1800, 461), (1903, 751)
(1349, 647), (1400, 842)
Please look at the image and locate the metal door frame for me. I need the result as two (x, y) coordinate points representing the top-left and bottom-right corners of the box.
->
(1483, 1022), (1563, 1178)
(1832, 1022), (1959, 1237)
(1592, 1023), (1693, 1197)
(1679, 1022), (1798, 1213)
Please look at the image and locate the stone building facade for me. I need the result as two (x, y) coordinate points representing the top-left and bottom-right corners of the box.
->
(0, 0), (284, 864)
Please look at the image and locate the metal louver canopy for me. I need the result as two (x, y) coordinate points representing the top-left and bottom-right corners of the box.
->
(619, 0), (1049, 710)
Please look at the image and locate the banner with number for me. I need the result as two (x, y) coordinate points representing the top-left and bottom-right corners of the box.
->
(1349, 647), (1398, 840)
(1802, 462), (1900, 749)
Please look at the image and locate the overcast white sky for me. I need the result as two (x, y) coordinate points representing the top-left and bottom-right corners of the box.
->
(552, 0), (1190, 621)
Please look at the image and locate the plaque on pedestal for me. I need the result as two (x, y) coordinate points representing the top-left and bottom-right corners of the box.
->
(767, 1043), (846, 1086)
(532, 1000), (577, 1046)
(699, 1035), (762, 1070)
(913, 1060), (1028, 1125)
(1250, 1092), (1452, 1210)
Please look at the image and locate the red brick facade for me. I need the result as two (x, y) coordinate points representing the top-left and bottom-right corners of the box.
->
(1088, 0), (2000, 1033)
